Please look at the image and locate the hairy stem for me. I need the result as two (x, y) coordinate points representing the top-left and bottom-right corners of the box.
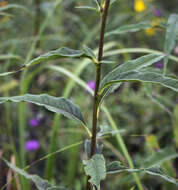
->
(86, 1), (110, 189)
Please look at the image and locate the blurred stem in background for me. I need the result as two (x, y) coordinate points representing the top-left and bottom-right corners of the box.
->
(34, 0), (41, 48)
(17, 0), (62, 189)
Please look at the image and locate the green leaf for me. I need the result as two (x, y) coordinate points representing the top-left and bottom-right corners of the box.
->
(99, 54), (167, 101)
(99, 70), (178, 94)
(0, 94), (86, 125)
(145, 166), (178, 186)
(163, 14), (178, 74)
(106, 21), (151, 37)
(141, 147), (178, 168)
(82, 45), (97, 63)
(83, 154), (106, 188)
(106, 161), (140, 174)
(4, 159), (51, 190)
(0, 47), (94, 77)
(106, 161), (178, 186)
(3, 159), (68, 190)
(97, 125), (125, 137)
(102, 54), (166, 82)
(75, 6), (98, 12)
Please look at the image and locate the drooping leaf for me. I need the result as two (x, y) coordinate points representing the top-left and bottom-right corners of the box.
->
(106, 161), (178, 186)
(99, 70), (178, 95)
(0, 47), (94, 77)
(4, 159), (51, 190)
(0, 94), (86, 125)
(83, 154), (106, 188)
(163, 14), (178, 74)
(3, 159), (68, 190)
(106, 21), (151, 37)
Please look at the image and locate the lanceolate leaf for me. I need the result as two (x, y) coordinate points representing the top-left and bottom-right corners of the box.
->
(141, 147), (178, 168)
(0, 94), (86, 125)
(4, 159), (68, 190)
(106, 21), (151, 37)
(163, 14), (178, 74)
(114, 54), (166, 74)
(0, 47), (94, 77)
(99, 70), (178, 94)
(106, 161), (178, 186)
(99, 54), (167, 101)
(83, 154), (106, 188)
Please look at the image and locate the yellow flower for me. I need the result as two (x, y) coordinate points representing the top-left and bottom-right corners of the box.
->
(145, 18), (160, 36)
(146, 135), (159, 150)
(134, 0), (146, 12)
(145, 28), (155, 36)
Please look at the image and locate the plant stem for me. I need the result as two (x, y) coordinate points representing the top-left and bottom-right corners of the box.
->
(87, 1), (110, 189)
(34, 0), (40, 48)
(90, 0), (110, 158)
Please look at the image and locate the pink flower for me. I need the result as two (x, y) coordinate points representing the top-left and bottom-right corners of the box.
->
(29, 118), (39, 127)
(87, 81), (95, 91)
(155, 61), (163, 69)
(25, 140), (40, 151)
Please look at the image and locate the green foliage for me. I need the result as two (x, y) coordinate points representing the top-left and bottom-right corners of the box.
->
(106, 21), (151, 36)
(106, 161), (178, 186)
(99, 54), (178, 102)
(100, 70), (178, 93)
(0, 47), (95, 77)
(0, 94), (86, 125)
(83, 154), (106, 188)
(141, 147), (178, 168)
(163, 14), (178, 74)
(0, 0), (178, 190)
(3, 159), (68, 190)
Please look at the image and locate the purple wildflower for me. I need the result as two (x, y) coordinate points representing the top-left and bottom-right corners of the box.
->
(29, 118), (39, 127)
(153, 9), (162, 17)
(155, 61), (163, 69)
(25, 140), (40, 151)
(88, 81), (95, 91)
